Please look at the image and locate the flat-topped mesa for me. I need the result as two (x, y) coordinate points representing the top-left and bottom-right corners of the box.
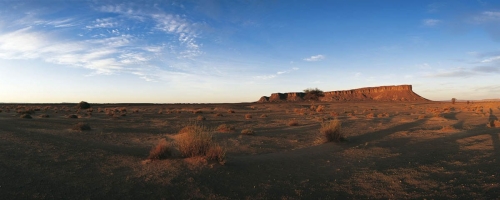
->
(257, 85), (429, 102)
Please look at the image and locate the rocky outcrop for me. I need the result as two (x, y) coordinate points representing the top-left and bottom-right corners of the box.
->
(257, 85), (429, 102)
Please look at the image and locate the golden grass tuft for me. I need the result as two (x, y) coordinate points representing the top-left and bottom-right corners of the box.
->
(227, 109), (235, 113)
(241, 128), (254, 135)
(245, 114), (252, 119)
(216, 124), (235, 132)
(320, 119), (344, 142)
(197, 115), (206, 121)
(288, 119), (299, 126)
(316, 105), (325, 112)
(148, 139), (172, 160)
(176, 123), (225, 163)
(215, 113), (223, 117)
(260, 114), (268, 118)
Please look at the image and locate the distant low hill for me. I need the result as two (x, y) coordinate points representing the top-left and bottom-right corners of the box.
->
(258, 85), (430, 102)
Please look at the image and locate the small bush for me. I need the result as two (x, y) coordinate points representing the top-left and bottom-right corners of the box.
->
(20, 114), (32, 119)
(245, 114), (252, 119)
(320, 119), (344, 142)
(72, 122), (91, 131)
(215, 113), (223, 117)
(303, 88), (324, 101)
(197, 115), (206, 121)
(148, 139), (172, 160)
(288, 119), (299, 126)
(216, 124), (235, 132)
(227, 109), (235, 113)
(193, 110), (203, 114)
(488, 120), (500, 128)
(241, 129), (254, 135)
(77, 101), (91, 109)
(316, 105), (325, 112)
(67, 114), (78, 119)
(260, 114), (268, 118)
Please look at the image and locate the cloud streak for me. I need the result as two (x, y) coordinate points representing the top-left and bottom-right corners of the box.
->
(303, 54), (325, 62)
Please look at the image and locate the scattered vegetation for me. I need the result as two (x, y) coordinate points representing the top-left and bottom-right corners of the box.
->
(245, 114), (252, 119)
(227, 109), (235, 113)
(320, 119), (344, 142)
(197, 115), (206, 121)
(260, 114), (268, 118)
(148, 139), (172, 160)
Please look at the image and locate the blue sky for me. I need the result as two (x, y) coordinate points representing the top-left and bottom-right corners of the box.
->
(0, 0), (499, 103)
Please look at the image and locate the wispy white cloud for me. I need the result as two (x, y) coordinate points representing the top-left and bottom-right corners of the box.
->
(471, 11), (500, 23)
(254, 67), (299, 80)
(422, 19), (441, 26)
(481, 55), (500, 63)
(86, 18), (118, 29)
(303, 54), (325, 62)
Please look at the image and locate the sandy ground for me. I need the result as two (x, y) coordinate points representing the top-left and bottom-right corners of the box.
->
(0, 101), (499, 199)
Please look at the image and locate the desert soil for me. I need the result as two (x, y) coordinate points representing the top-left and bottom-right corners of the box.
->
(0, 101), (499, 199)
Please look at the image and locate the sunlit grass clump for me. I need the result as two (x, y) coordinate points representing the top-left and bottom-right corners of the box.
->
(320, 119), (344, 142)
(176, 123), (225, 164)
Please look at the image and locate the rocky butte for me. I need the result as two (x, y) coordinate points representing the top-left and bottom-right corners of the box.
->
(258, 85), (430, 102)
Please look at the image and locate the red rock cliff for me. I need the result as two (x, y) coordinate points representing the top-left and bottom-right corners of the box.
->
(258, 85), (429, 102)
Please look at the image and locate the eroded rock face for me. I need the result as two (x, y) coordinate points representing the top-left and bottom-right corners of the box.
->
(257, 85), (429, 102)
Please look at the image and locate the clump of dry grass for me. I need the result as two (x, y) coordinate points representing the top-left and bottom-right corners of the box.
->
(148, 139), (172, 160)
(39, 114), (49, 118)
(176, 123), (225, 163)
(316, 105), (325, 112)
(72, 122), (91, 131)
(67, 114), (78, 119)
(216, 124), (235, 132)
(193, 110), (203, 114)
(320, 119), (344, 142)
(418, 114), (426, 119)
(241, 129), (254, 135)
(260, 114), (268, 118)
(20, 114), (32, 119)
(441, 125), (456, 132)
(366, 113), (375, 118)
(245, 114), (252, 119)
(197, 115), (206, 121)
(215, 113), (223, 117)
(288, 119), (299, 126)
(77, 101), (91, 109)
(227, 109), (235, 113)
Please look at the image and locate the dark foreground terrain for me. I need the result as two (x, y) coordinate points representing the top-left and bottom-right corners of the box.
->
(0, 102), (499, 199)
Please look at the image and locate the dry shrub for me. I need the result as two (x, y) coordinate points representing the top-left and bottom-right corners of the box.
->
(441, 125), (456, 131)
(320, 119), (344, 142)
(316, 105), (325, 112)
(158, 110), (163, 114)
(72, 122), (91, 131)
(330, 112), (338, 117)
(39, 114), (49, 118)
(197, 115), (206, 121)
(176, 123), (225, 163)
(67, 114), (78, 119)
(245, 114), (252, 119)
(193, 110), (203, 114)
(377, 113), (384, 118)
(20, 114), (32, 119)
(418, 114), (426, 119)
(148, 139), (172, 160)
(260, 114), (268, 118)
(241, 129), (254, 135)
(366, 113), (375, 118)
(227, 109), (235, 113)
(288, 119), (299, 126)
(215, 113), (223, 117)
(216, 124), (235, 132)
